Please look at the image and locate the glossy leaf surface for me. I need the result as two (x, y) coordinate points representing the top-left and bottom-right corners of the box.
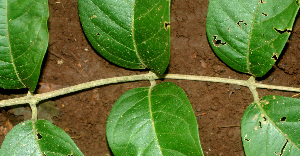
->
(107, 82), (203, 155)
(241, 95), (300, 155)
(0, 120), (83, 155)
(0, 0), (49, 91)
(78, 0), (170, 75)
(206, 0), (299, 77)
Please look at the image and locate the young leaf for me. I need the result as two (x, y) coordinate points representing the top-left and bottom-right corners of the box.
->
(241, 95), (300, 155)
(0, 120), (83, 155)
(206, 0), (299, 77)
(78, 0), (170, 75)
(0, 0), (49, 91)
(106, 82), (204, 155)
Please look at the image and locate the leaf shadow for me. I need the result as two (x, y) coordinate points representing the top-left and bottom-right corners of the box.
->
(84, 34), (150, 73)
(0, 88), (28, 96)
(256, 41), (290, 81)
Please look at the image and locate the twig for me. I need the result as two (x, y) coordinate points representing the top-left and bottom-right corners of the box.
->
(217, 125), (240, 128)
(0, 73), (299, 108)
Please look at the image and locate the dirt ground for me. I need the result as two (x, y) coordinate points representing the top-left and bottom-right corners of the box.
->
(0, 0), (299, 155)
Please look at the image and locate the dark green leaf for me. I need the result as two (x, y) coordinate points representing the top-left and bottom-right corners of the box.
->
(206, 0), (299, 77)
(241, 95), (300, 155)
(107, 82), (203, 155)
(0, 120), (83, 155)
(0, 0), (49, 91)
(78, 0), (170, 74)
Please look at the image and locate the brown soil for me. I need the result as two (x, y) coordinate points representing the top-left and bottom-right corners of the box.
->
(0, 0), (299, 155)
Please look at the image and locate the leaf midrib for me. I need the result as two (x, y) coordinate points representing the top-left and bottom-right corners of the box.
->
(148, 86), (163, 155)
(31, 120), (42, 155)
(131, 3), (146, 68)
(256, 100), (300, 151)
(246, 1), (260, 75)
(6, 1), (25, 87)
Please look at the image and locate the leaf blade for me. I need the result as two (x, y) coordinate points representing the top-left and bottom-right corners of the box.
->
(206, 0), (299, 77)
(0, 0), (49, 91)
(106, 82), (203, 155)
(78, 0), (170, 74)
(241, 95), (300, 155)
(0, 120), (83, 155)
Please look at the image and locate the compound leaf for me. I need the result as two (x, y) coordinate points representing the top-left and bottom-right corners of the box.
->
(206, 0), (299, 77)
(241, 95), (300, 155)
(0, 0), (49, 91)
(107, 82), (203, 155)
(0, 120), (83, 155)
(78, 0), (170, 75)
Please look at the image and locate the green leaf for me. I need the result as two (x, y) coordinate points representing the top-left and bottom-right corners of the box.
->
(107, 82), (203, 155)
(206, 0), (299, 77)
(0, 0), (49, 91)
(0, 120), (83, 155)
(78, 0), (170, 75)
(241, 95), (300, 155)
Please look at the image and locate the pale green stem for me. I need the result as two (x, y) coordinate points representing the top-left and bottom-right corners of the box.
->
(163, 74), (300, 92)
(27, 91), (39, 121)
(149, 71), (157, 89)
(163, 74), (249, 86)
(246, 76), (260, 103)
(0, 73), (299, 108)
(0, 73), (158, 107)
(30, 102), (38, 121)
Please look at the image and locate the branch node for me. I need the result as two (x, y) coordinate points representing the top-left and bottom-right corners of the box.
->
(148, 71), (158, 89)
(247, 76), (260, 103)
(27, 92), (40, 121)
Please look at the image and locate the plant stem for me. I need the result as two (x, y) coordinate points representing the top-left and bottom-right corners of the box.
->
(0, 73), (158, 107)
(163, 74), (248, 86)
(30, 102), (38, 121)
(27, 92), (39, 121)
(0, 73), (299, 108)
(247, 76), (260, 103)
(164, 74), (300, 92)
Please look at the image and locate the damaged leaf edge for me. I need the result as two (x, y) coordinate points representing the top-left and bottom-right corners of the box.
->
(244, 98), (300, 151)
